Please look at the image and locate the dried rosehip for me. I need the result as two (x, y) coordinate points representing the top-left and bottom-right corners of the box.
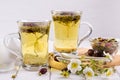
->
(93, 50), (100, 57)
(87, 49), (94, 56)
(93, 50), (105, 57)
(39, 68), (47, 75)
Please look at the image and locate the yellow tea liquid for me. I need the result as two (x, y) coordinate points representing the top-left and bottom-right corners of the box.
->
(20, 23), (50, 66)
(52, 13), (80, 53)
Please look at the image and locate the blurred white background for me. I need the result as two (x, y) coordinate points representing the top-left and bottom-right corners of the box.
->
(0, 0), (120, 39)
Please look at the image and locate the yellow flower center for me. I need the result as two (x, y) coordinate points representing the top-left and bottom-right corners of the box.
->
(106, 70), (112, 76)
(86, 71), (93, 77)
(61, 71), (69, 78)
(71, 62), (78, 68)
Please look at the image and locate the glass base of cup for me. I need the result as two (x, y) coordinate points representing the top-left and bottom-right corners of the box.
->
(54, 50), (78, 56)
(22, 64), (40, 71)
(22, 64), (48, 71)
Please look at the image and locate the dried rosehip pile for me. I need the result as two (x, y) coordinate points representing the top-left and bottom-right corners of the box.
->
(87, 49), (106, 57)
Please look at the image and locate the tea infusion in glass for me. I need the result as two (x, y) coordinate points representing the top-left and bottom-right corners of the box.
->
(52, 11), (81, 53)
(19, 21), (50, 70)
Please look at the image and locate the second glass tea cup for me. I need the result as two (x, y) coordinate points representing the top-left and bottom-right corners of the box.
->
(51, 10), (93, 55)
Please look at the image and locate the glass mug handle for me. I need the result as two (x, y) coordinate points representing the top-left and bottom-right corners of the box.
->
(3, 33), (22, 59)
(78, 22), (93, 46)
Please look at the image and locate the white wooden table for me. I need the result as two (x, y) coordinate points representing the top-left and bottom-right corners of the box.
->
(0, 40), (120, 80)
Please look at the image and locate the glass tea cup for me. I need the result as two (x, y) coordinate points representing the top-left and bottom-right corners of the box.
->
(51, 10), (93, 55)
(4, 20), (51, 71)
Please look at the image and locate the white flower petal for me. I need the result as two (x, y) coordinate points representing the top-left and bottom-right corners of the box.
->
(67, 59), (82, 74)
(83, 67), (94, 77)
(77, 66), (82, 71)
(70, 59), (81, 65)
(71, 69), (77, 74)
(67, 63), (71, 70)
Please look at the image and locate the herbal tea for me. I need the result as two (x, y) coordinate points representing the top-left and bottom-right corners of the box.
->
(52, 12), (80, 53)
(19, 22), (50, 66)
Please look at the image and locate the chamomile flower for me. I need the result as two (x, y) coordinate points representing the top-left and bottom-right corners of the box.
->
(61, 70), (70, 78)
(83, 67), (94, 78)
(67, 59), (82, 74)
(105, 68), (114, 76)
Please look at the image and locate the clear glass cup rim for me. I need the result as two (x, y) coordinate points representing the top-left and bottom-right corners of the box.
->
(17, 20), (51, 27)
(17, 20), (51, 23)
(51, 10), (82, 15)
